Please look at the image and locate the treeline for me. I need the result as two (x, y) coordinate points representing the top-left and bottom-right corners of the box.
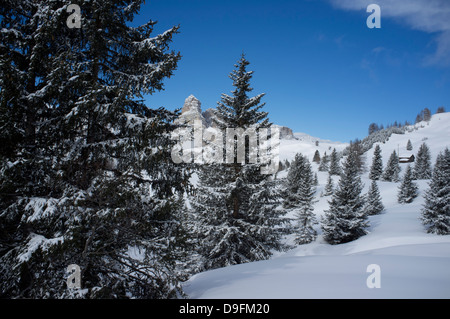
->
(368, 106), (446, 136)
(293, 138), (450, 246)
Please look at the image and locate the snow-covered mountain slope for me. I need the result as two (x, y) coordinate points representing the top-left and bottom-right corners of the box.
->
(279, 132), (348, 163)
(374, 112), (450, 167)
(183, 112), (450, 299)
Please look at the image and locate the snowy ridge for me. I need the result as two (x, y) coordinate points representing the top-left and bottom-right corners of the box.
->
(279, 132), (348, 163)
(184, 112), (450, 299)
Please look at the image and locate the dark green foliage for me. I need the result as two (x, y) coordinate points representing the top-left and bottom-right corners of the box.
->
(421, 148), (450, 234)
(382, 150), (401, 182)
(369, 144), (383, 180)
(191, 164), (289, 270)
(189, 54), (289, 271)
(328, 148), (342, 176)
(313, 150), (321, 163)
(214, 54), (269, 130)
(398, 166), (418, 204)
(348, 139), (365, 174)
(423, 108), (432, 121)
(321, 152), (368, 245)
(415, 142), (432, 179)
(284, 154), (318, 244)
(436, 106), (446, 114)
(0, 0), (189, 299)
(318, 152), (329, 172)
(407, 140), (413, 151)
(323, 174), (334, 196)
(365, 180), (384, 215)
(368, 123), (380, 135)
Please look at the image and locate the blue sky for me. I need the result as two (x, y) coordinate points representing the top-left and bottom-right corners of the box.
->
(135, 0), (450, 142)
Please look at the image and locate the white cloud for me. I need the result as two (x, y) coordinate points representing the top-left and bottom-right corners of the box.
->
(330, 0), (450, 67)
(424, 30), (450, 66)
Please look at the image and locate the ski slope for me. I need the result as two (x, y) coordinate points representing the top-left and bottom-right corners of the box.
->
(183, 112), (450, 299)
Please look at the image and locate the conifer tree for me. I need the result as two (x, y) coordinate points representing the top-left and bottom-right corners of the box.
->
(321, 152), (368, 245)
(421, 148), (450, 234)
(365, 180), (384, 215)
(190, 54), (289, 270)
(415, 142), (432, 179)
(398, 166), (419, 204)
(318, 152), (329, 172)
(382, 150), (401, 182)
(406, 140), (413, 151)
(369, 144), (383, 180)
(313, 150), (321, 164)
(329, 148), (342, 176)
(0, 0), (189, 299)
(284, 154), (317, 245)
(323, 174), (334, 196)
(192, 165), (289, 270)
(214, 54), (269, 130)
(368, 123), (379, 135)
(415, 111), (424, 124)
(285, 159), (291, 169)
(348, 139), (365, 174)
(278, 160), (285, 172)
(423, 108), (432, 121)
(284, 153), (305, 209)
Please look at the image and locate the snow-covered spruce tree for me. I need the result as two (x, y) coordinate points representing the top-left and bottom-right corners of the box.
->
(284, 159), (291, 169)
(0, 0), (64, 200)
(365, 180), (384, 215)
(436, 106), (446, 114)
(398, 166), (419, 204)
(323, 174), (334, 196)
(421, 148), (450, 234)
(191, 162), (289, 271)
(368, 123), (379, 135)
(0, 0), (76, 297)
(321, 152), (368, 245)
(190, 54), (289, 270)
(318, 151), (329, 172)
(313, 150), (321, 164)
(214, 54), (269, 130)
(283, 153), (318, 244)
(0, 0), (190, 299)
(284, 153), (305, 209)
(329, 148), (342, 176)
(369, 144), (383, 180)
(415, 112), (423, 124)
(415, 142), (432, 180)
(382, 150), (401, 182)
(348, 139), (365, 174)
(407, 139), (413, 151)
(423, 107), (432, 122)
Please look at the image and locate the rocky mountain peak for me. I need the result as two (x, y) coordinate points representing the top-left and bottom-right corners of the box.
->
(176, 95), (295, 139)
(182, 95), (202, 114)
(176, 95), (205, 125)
